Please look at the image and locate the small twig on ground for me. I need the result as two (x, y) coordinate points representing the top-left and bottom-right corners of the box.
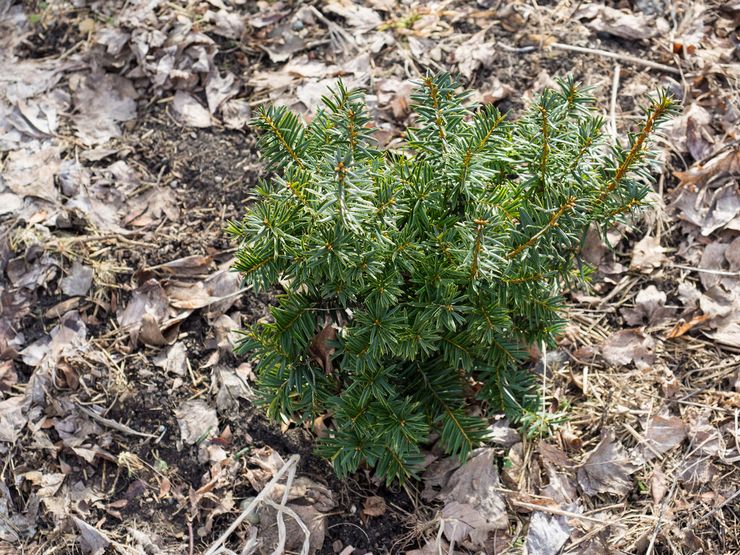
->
(623, 422), (663, 459)
(551, 43), (681, 75)
(609, 64), (620, 143)
(669, 263), (740, 277)
(509, 500), (615, 525)
(76, 403), (158, 438)
(188, 519), (194, 555)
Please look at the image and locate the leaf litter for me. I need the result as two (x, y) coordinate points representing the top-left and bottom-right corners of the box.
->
(1, 0), (739, 553)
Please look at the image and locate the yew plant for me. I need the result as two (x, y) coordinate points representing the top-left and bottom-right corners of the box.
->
(228, 75), (675, 483)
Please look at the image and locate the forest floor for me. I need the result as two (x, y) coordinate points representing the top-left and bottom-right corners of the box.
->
(1, 0), (739, 553)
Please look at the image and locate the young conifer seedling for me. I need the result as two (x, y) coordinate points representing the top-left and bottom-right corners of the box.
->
(228, 74), (675, 484)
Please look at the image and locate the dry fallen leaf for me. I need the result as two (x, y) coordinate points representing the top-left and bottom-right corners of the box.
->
(621, 285), (674, 326)
(152, 341), (188, 376)
(309, 323), (337, 373)
(665, 314), (711, 339)
(577, 429), (637, 497)
(651, 468), (668, 505)
(215, 365), (253, 413)
(576, 4), (668, 40)
(454, 31), (495, 81)
(73, 516), (111, 555)
(640, 415), (688, 460)
(61, 261), (93, 297)
(325, 0), (382, 29)
(525, 509), (573, 555)
(630, 234), (667, 273)
(0, 395), (27, 443)
(172, 91), (212, 128)
(601, 329), (656, 369)
(362, 495), (387, 518)
(174, 400), (218, 445)
(72, 73), (137, 145)
(433, 449), (508, 548)
(673, 147), (740, 189)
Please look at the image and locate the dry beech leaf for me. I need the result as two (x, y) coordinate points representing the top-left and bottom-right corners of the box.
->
(601, 329), (655, 369)
(576, 4), (668, 40)
(153, 341), (188, 376)
(434, 449), (508, 548)
(362, 495), (387, 518)
(577, 429), (637, 497)
(72, 517), (110, 555)
(454, 31), (495, 81)
(641, 415), (688, 460)
(324, 0), (382, 28)
(525, 509), (573, 555)
(621, 285), (674, 326)
(0, 395), (27, 443)
(60, 261), (93, 297)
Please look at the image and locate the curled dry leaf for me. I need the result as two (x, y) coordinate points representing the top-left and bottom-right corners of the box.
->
(630, 234), (667, 273)
(362, 495), (387, 518)
(269, 476), (335, 512)
(324, 1), (382, 29)
(73, 516), (111, 555)
(489, 419), (520, 448)
(0, 395), (27, 443)
(215, 365), (253, 413)
(72, 73), (137, 145)
(118, 279), (169, 333)
(0, 360), (18, 391)
(651, 469), (668, 505)
(577, 429), (637, 497)
(2, 147), (61, 202)
(621, 285), (674, 326)
(673, 147), (740, 189)
(454, 32), (495, 81)
(172, 91), (212, 128)
(257, 502), (326, 555)
(309, 323), (337, 373)
(153, 341), (188, 376)
(152, 254), (213, 277)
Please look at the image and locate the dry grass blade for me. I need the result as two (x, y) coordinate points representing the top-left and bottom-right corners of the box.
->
(204, 455), (301, 555)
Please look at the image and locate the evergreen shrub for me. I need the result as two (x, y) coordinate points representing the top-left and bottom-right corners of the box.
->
(228, 74), (675, 483)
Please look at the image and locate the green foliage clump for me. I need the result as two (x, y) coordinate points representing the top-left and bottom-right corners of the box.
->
(228, 74), (675, 483)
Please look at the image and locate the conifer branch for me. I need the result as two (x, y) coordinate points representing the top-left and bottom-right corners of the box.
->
(423, 76), (447, 151)
(257, 110), (304, 168)
(598, 95), (674, 201)
(507, 196), (577, 259)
